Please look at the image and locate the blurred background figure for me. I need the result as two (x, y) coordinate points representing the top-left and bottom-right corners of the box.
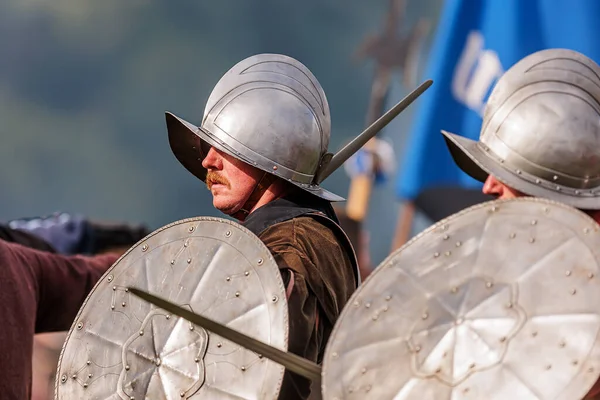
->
(1, 213), (148, 400)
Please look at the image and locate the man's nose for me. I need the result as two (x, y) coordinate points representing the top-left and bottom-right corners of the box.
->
(482, 175), (502, 197)
(201, 147), (220, 169)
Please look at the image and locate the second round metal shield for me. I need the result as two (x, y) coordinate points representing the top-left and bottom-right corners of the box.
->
(322, 198), (600, 400)
(55, 217), (288, 400)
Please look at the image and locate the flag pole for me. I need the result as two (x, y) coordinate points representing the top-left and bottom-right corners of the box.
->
(390, 201), (415, 252)
(346, 0), (427, 227)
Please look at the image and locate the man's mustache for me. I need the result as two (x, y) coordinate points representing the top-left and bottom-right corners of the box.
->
(206, 171), (230, 190)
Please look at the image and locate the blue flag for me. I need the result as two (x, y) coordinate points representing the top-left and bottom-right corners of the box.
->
(396, 0), (600, 200)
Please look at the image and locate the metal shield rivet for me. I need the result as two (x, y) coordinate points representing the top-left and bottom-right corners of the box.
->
(187, 258), (192, 264)
(60, 375), (67, 383)
(76, 322), (83, 330)
(571, 288), (577, 295)
(142, 244), (148, 252)
(257, 258), (263, 265)
(565, 270), (572, 276)
(531, 220), (537, 225)
(107, 275), (113, 282)
(443, 234), (449, 240)
(188, 226), (194, 232)
(529, 237), (535, 243)
(434, 252), (440, 258)
(244, 271), (250, 276)
(225, 231), (231, 237)
(455, 241), (461, 247)
(553, 175), (558, 181)
(235, 291), (240, 297)
(273, 166), (278, 171)
(516, 169), (522, 174)
(272, 295), (278, 303)
(589, 272), (595, 279)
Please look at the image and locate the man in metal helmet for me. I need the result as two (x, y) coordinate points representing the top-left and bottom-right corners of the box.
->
(441, 48), (600, 398)
(165, 54), (361, 400)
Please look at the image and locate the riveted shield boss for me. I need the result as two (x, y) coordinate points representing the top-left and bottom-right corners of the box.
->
(55, 217), (288, 400)
(322, 198), (600, 400)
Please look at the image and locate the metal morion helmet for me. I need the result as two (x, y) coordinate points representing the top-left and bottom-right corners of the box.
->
(166, 53), (343, 202)
(442, 48), (600, 209)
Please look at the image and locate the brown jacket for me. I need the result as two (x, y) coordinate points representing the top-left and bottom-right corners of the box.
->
(0, 240), (118, 399)
(259, 216), (356, 400)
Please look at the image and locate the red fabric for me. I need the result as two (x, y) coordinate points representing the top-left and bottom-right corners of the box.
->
(0, 240), (117, 399)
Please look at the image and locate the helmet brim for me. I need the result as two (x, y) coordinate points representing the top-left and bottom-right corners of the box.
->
(166, 112), (346, 202)
(441, 130), (600, 210)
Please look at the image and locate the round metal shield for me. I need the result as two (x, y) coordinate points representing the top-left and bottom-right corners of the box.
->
(322, 198), (600, 400)
(55, 217), (288, 400)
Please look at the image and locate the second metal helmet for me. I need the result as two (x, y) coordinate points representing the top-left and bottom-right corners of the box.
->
(442, 48), (600, 209)
(166, 53), (343, 201)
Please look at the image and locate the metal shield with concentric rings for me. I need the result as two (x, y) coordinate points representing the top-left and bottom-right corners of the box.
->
(55, 217), (288, 400)
(322, 198), (600, 400)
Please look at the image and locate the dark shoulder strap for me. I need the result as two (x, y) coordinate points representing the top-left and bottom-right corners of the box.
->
(304, 212), (361, 287)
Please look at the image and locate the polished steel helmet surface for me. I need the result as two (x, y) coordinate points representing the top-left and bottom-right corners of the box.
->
(55, 217), (288, 400)
(442, 48), (600, 209)
(322, 197), (600, 400)
(166, 53), (343, 201)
